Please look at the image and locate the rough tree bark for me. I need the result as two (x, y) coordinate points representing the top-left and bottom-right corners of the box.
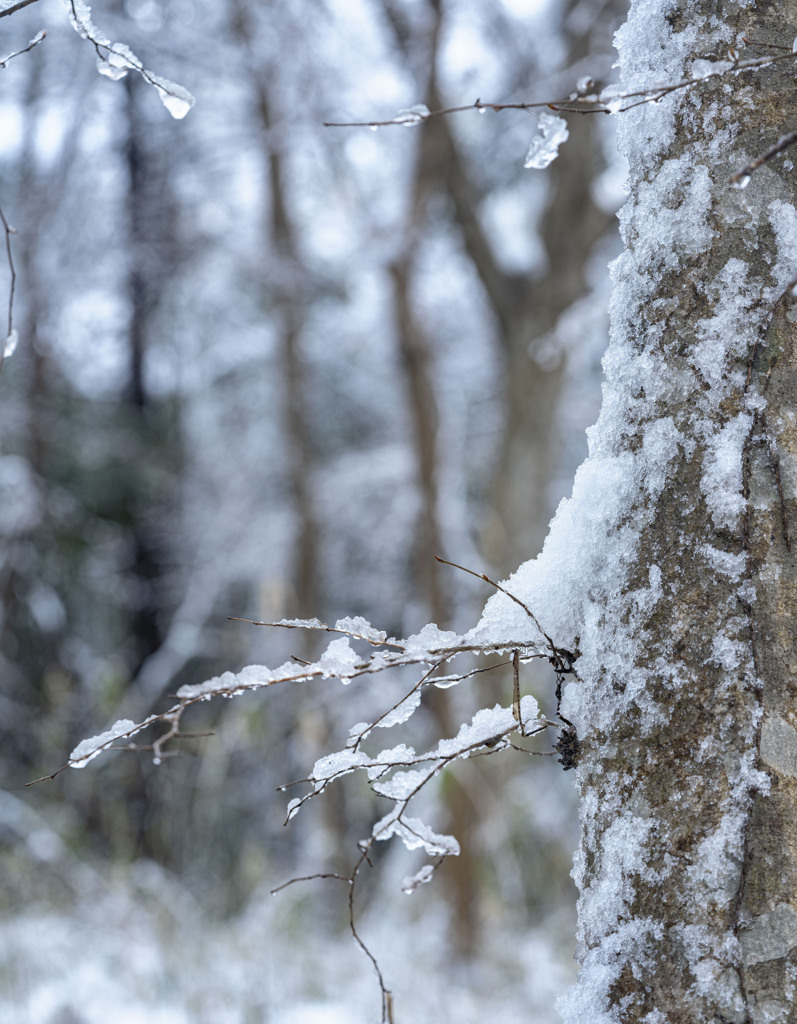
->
(543, 1), (797, 1020)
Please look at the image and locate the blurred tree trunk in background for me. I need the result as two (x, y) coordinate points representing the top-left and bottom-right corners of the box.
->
(457, 0), (616, 573)
(380, 0), (620, 952)
(257, 85), (320, 625)
(123, 75), (176, 676)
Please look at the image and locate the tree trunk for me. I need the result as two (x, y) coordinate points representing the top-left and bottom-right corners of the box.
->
(546, 2), (797, 1020)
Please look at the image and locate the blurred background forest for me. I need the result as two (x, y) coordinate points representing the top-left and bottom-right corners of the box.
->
(0, 0), (625, 1020)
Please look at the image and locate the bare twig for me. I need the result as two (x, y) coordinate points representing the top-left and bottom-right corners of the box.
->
(731, 130), (797, 184)
(0, 0), (39, 18)
(272, 857), (394, 1022)
(511, 649), (524, 733)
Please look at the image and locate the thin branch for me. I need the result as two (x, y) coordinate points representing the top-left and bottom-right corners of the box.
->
(434, 554), (553, 651)
(0, 205), (16, 376)
(0, 0), (39, 18)
(512, 649), (524, 733)
(731, 130), (797, 184)
(0, 28), (45, 66)
(271, 871), (351, 893)
(324, 49), (797, 129)
(65, 0), (193, 115)
(348, 659), (443, 752)
(228, 615), (404, 649)
(274, 849), (394, 1021)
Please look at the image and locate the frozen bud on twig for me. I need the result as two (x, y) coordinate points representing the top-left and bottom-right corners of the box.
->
(576, 75), (595, 95)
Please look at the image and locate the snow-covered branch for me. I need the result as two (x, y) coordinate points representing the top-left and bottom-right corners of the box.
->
(32, 608), (561, 785)
(34, 587), (570, 1024)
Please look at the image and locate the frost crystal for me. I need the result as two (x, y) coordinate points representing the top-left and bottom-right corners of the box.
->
(435, 699), (538, 756)
(311, 749), (370, 782)
(576, 75), (595, 95)
(524, 112), (569, 169)
(150, 76), (195, 120)
(375, 689), (422, 729)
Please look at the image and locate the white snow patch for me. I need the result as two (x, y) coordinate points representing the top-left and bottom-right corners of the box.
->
(69, 720), (137, 767)
(318, 637), (360, 680)
(700, 412), (752, 530)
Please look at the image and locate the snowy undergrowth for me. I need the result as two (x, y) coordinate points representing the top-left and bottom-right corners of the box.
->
(0, 843), (575, 1024)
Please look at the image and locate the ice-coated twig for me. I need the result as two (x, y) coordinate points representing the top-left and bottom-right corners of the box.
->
(30, 632), (543, 783)
(228, 614), (403, 649)
(346, 660), (443, 751)
(281, 695), (543, 822)
(272, 695), (546, 1024)
(47, 575), (555, 1019)
(0, 28), (45, 66)
(62, 0), (194, 119)
(0, 205), (17, 377)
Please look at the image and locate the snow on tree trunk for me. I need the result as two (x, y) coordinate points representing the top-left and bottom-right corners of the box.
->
(477, 2), (797, 1020)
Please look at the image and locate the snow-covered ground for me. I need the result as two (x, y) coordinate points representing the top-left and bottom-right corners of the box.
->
(1, 850), (575, 1024)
